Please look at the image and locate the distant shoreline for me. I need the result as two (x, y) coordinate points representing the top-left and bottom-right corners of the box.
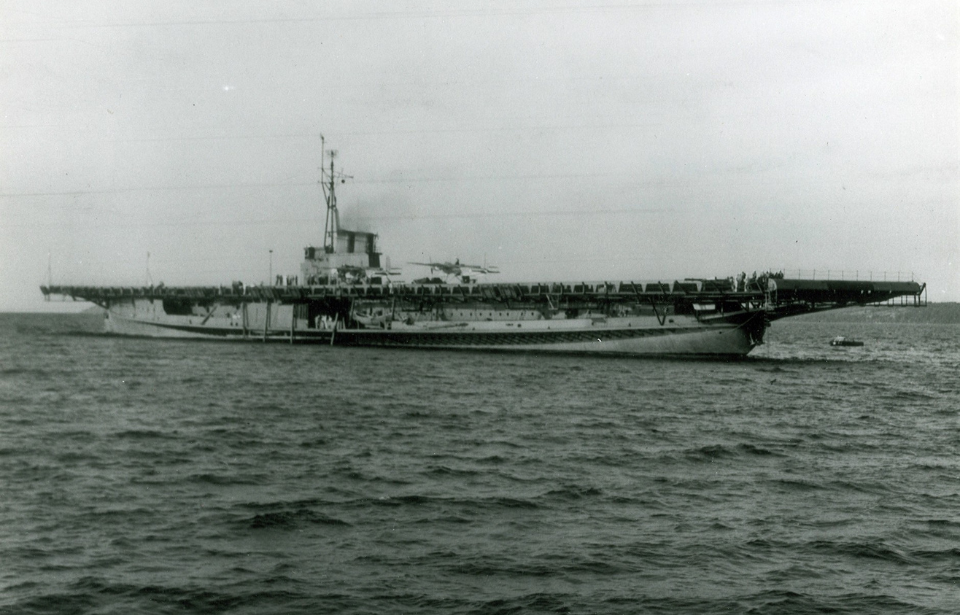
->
(785, 302), (960, 325)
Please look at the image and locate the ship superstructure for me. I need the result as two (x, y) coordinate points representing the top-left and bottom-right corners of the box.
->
(41, 147), (927, 357)
(298, 145), (388, 286)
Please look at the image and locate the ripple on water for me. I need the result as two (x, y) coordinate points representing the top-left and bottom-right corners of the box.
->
(1, 314), (959, 614)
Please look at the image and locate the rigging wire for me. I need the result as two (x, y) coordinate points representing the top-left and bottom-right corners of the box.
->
(2, 207), (671, 229)
(3, 1), (813, 31)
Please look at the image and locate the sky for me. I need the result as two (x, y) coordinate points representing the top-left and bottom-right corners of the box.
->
(2, 0), (957, 311)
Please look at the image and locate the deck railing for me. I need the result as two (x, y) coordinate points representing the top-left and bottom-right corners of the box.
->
(766, 269), (915, 282)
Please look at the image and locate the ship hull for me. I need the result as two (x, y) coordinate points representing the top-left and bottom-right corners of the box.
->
(41, 144), (926, 360)
(102, 305), (764, 358)
(335, 324), (757, 357)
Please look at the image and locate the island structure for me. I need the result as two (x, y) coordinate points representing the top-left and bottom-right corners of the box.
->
(42, 149), (926, 358)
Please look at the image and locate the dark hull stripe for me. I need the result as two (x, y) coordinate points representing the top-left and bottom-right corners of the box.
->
(116, 317), (754, 348)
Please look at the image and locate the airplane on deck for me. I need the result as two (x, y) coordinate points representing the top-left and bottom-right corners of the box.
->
(409, 259), (500, 282)
(334, 264), (401, 283)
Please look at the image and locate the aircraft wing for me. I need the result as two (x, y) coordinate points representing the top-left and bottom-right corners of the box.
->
(409, 261), (459, 274)
(460, 264), (499, 274)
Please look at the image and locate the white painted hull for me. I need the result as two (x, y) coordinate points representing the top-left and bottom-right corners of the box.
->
(103, 307), (764, 357)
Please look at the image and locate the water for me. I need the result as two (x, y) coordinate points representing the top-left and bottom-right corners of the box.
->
(1, 313), (958, 614)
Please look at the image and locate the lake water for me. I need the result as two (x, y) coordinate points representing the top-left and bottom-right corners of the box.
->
(1, 313), (958, 614)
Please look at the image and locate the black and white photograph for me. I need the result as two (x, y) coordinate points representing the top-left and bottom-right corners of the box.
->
(1, 1), (958, 613)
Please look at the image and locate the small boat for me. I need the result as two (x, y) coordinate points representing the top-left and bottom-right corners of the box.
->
(830, 336), (864, 347)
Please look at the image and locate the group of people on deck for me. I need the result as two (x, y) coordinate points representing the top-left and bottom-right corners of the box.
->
(734, 270), (785, 292)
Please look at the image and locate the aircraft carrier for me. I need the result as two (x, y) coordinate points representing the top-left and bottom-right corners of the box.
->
(42, 149), (927, 358)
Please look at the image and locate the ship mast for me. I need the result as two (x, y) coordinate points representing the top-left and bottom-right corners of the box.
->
(320, 137), (341, 255)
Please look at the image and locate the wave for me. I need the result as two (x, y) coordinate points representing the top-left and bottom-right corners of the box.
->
(461, 589), (939, 615)
(888, 389), (940, 401)
(298, 437), (329, 448)
(769, 477), (825, 492)
(41, 578), (312, 613)
(113, 429), (174, 440)
(188, 473), (262, 486)
(369, 494), (541, 512)
(809, 539), (916, 565)
(542, 484), (603, 500)
(909, 547), (960, 563)
(475, 454), (507, 464)
(248, 509), (351, 529)
(4, 314), (959, 615)
(738, 443), (782, 456)
(5, 584), (936, 615)
(682, 442), (783, 461)
(426, 464), (480, 477)
(0, 367), (57, 379)
(684, 444), (735, 460)
(238, 496), (350, 511)
(823, 480), (890, 495)
(739, 590), (934, 615)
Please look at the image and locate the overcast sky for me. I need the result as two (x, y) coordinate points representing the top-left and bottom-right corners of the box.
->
(2, 0), (957, 311)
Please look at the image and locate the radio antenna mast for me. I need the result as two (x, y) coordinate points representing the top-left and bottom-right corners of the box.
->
(45, 250), (52, 301)
(145, 252), (153, 286)
(323, 149), (340, 254)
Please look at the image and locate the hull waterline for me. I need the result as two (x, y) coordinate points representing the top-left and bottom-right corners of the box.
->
(102, 308), (764, 358)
